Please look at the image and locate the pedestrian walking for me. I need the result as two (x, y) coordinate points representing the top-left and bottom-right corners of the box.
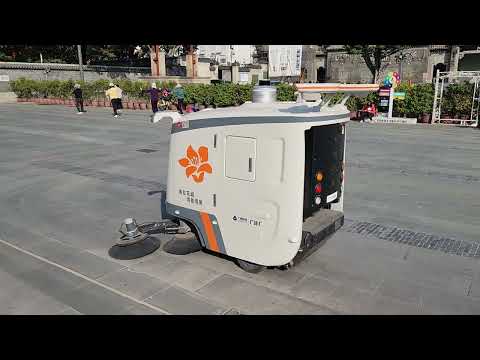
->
(73, 83), (86, 114)
(105, 82), (123, 118)
(143, 82), (161, 114)
(173, 83), (185, 115)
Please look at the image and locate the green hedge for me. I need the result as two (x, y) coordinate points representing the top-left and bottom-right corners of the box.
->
(391, 82), (434, 117)
(10, 78), (297, 106)
(345, 82), (437, 118)
(17, 77), (473, 118)
(442, 82), (474, 117)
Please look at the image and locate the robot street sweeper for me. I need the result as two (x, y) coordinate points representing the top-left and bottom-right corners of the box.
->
(110, 83), (379, 273)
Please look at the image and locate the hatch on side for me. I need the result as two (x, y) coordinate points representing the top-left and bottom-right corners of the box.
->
(225, 135), (257, 182)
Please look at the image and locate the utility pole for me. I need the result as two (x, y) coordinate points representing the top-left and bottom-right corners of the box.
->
(77, 45), (84, 82)
(398, 54), (404, 81)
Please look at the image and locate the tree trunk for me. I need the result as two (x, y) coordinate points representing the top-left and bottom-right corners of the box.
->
(361, 47), (377, 84)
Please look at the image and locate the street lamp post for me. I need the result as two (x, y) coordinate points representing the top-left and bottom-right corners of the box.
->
(77, 45), (84, 82)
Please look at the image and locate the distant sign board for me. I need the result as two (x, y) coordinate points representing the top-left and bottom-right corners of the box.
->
(268, 45), (302, 77)
(393, 92), (406, 99)
(380, 99), (389, 107)
(379, 89), (391, 97)
(0, 75), (9, 82)
(239, 72), (249, 83)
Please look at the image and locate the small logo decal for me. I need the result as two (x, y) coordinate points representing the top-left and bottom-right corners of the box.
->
(178, 145), (212, 183)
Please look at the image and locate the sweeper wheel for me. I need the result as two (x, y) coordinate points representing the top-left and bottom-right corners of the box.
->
(235, 258), (265, 273)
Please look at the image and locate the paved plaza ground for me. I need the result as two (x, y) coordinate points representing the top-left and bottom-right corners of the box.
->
(0, 103), (479, 314)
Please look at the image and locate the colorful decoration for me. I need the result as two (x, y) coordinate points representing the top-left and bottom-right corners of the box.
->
(383, 71), (401, 89)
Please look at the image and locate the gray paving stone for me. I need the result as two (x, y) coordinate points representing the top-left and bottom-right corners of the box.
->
(0, 271), (75, 315)
(64, 283), (157, 315)
(375, 279), (423, 304)
(321, 285), (379, 314)
(146, 286), (226, 315)
(420, 287), (480, 315)
(56, 307), (83, 315)
(289, 275), (340, 306)
(238, 268), (308, 294)
(0, 242), (146, 315)
(364, 295), (425, 315)
(131, 253), (222, 292)
(97, 267), (170, 301)
(174, 250), (307, 293)
(0, 219), (54, 251)
(125, 304), (166, 315)
(466, 281), (480, 299)
(295, 253), (384, 293)
(196, 274), (336, 315)
(29, 239), (125, 279)
(3, 105), (480, 315)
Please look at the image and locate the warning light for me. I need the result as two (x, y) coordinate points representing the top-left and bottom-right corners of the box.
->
(314, 183), (322, 194)
(315, 171), (323, 182)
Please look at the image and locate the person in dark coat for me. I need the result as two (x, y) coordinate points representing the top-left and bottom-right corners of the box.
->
(143, 82), (161, 113)
(73, 84), (85, 114)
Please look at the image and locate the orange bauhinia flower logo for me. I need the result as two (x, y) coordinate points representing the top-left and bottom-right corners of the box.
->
(178, 145), (212, 183)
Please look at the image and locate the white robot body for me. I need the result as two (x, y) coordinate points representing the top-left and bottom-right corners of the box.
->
(154, 83), (378, 267)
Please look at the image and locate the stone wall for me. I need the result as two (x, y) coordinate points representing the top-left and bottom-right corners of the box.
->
(326, 48), (430, 83)
(0, 62), (150, 82)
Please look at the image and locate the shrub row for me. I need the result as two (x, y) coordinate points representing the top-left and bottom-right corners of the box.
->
(347, 82), (473, 119)
(10, 78), (297, 106)
(14, 78), (472, 118)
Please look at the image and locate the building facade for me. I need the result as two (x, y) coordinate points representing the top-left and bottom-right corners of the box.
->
(197, 45), (255, 66)
(301, 45), (480, 84)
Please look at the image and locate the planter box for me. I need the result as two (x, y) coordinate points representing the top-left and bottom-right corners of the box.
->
(418, 114), (431, 123)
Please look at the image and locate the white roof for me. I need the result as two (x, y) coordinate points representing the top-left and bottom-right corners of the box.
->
(182, 102), (348, 122)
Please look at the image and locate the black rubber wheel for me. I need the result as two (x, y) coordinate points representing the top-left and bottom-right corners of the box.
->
(235, 258), (265, 273)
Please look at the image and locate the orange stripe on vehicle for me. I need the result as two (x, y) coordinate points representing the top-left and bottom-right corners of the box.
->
(200, 212), (219, 252)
